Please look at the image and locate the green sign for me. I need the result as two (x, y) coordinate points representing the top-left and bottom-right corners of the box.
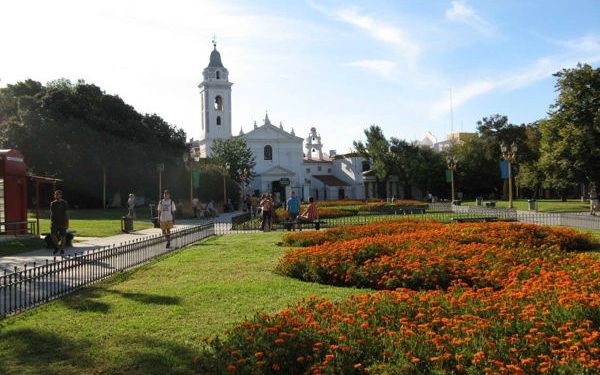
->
(445, 169), (452, 183)
(280, 177), (290, 186)
(193, 171), (201, 188)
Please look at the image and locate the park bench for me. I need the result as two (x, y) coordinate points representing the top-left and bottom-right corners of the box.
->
(451, 217), (498, 223)
(485, 201), (496, 208)
(41, 230), (76, 248)
(280, 220), (326, 231)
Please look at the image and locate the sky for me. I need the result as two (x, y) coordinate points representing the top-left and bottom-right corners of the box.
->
(1, 0), (599, 154)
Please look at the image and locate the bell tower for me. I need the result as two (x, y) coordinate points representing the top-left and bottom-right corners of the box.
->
(198, 40), (233, 157)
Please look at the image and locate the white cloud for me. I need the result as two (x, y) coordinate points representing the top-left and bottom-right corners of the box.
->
(308, 2), (420, 64)
(344, 60), (397, 80)
(430, 51), (600, 118)
(445, 0), (494, 36)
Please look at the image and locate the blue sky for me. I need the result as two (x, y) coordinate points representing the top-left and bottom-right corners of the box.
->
(1, 0), (599, 154)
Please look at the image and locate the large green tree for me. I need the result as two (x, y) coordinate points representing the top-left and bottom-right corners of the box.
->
(0, 79), (187, 206)
(539, 63), (600, 198)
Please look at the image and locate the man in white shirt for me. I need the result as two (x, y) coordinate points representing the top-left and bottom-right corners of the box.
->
(158, 190), (176, 248)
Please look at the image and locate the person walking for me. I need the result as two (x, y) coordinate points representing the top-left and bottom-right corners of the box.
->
(260, 193), (274, 231)
(158, 190), (176, 248)
(286, 191), (300, 229)
(50, 190), (69, 255)
(192, 197), (199, 218)
(127, 193), (136, 218)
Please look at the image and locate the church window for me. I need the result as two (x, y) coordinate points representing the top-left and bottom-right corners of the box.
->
(264, 145), (273, 160)
(318, 166), (322, 171)
(214, 96), (223, 111)
(216, 116), (221, 125)
(328, 168), (331, 173)
(306, 168), (310, 173)
(216, 70), (220, 79)
(362, 161), (370, 172)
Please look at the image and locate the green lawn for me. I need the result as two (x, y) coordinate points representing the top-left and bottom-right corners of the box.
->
(0, 233), (362, 375)
(462, 199), (591, 212)
(0, 238), (47, 257)
(28, 208), (155, 237)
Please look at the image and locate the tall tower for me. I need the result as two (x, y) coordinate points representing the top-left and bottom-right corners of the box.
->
(198, 41), (233, 157)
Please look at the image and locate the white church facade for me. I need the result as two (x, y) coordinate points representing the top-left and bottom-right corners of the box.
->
(191, 44), (404, 202)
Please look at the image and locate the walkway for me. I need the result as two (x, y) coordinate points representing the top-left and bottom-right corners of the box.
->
(0, 211), (243, 274)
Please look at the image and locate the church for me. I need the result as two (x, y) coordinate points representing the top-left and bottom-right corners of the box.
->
(190, 43), (404, 202)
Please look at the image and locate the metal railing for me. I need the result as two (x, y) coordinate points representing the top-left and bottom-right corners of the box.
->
(0, 222), (214, 318)
(218, 208), (600, 235)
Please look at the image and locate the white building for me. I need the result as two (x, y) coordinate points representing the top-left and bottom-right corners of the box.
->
(192, 44), (404, 202)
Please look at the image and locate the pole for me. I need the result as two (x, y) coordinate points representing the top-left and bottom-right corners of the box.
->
(508, 160), (513, 209)
(189, 170), (193, 205)
(159, 171), (162, 202)
(102, 166), (106, 209)
(35, 179), (40, 236)
(451, 169), (455, 202)
(223, 173), (227, 208)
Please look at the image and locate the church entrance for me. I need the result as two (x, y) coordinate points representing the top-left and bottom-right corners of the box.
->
(271, 180), (285, 206)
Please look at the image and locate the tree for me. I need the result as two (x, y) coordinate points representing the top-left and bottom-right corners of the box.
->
(0, 79), (187, 207)
(210, 137), (256, 185)
(353, 125), (392, 198)
(539, 63), (600, 199)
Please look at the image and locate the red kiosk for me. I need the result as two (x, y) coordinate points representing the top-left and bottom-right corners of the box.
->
(0, 149), (28, 235)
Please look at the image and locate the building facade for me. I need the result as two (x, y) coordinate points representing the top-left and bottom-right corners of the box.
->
(193, 44), (404, 202)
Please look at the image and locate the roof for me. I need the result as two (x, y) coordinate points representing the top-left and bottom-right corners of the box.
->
(313, 175), (350, 186)
(208, 46), (224, 68)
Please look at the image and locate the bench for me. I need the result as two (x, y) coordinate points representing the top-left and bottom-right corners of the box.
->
(41, 230), (76, 248)
(451, 217), (498, 223)
(485, 201), (496, 208)
(280, 220), (326, 231)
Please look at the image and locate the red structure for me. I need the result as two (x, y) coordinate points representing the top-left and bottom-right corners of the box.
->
(0, 149), (28, 234)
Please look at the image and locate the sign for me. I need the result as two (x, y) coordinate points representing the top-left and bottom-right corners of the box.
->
(445, 169), (452, 183)
(192, 171), (201, 188)
(279, 177), (290, 186)
(499, 160), (509, 179)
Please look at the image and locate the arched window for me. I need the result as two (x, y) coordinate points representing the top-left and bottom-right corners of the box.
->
(216, 71), (220, 79)
(264, 145), (273, 160)
(214, 96), (223, 111)
(216, 116), (221, 125)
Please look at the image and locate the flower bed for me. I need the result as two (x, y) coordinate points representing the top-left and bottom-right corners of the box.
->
(194, 221), (600, 374)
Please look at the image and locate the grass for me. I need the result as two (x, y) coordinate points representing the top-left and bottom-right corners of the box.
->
(462, 198), (591, 212)
(28, 208), (155, 237)
(0, 233), (362, 375)
(0, 238), (47, 257)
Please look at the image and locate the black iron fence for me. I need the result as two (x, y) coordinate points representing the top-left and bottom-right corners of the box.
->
(218, 208), (600, 235)
(0, 222), (214, 318)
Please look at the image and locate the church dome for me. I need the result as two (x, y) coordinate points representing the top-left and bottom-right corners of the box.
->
(208, 47), (224, 68)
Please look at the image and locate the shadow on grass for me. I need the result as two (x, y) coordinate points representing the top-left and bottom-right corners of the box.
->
(0, 328), (198, 375)
(0, 328), (94, 375)
(59, 286), (182, 314)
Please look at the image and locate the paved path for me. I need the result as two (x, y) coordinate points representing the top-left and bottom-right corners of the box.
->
(0, 211), (243, 274)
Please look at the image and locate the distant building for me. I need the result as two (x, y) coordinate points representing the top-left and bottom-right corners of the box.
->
(191, 43), (410, 201)
(419, 131), (477, 152)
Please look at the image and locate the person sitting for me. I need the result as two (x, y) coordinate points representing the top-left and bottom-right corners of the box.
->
(297, 197), (318, 230)
(206, 200), (216, 217)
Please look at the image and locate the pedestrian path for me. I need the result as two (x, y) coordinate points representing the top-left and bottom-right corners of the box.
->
(0, 211), (244, 274)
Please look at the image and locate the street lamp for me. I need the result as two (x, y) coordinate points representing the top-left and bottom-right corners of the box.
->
(183, 148), (201, 204)
(500, 142), (518, 209)
(222, 162), (230, 211)
(446, 156), (459, 203)
(156, 163), (165, 202)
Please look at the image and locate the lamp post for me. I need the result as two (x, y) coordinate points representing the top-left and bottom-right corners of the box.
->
(156, 163), (164, 202)
(222, 162), (230, 210)
(183, 149), (201, 205)
(446, 156), (459, 203)
(500, 142), (518, 209)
